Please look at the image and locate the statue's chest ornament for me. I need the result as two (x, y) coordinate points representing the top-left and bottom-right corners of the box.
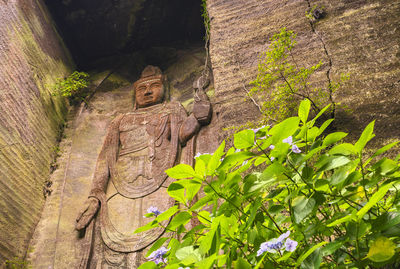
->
(118, 113), (170, 159)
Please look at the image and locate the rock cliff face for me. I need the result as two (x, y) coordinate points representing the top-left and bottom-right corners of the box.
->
(2, 0), (400, 267)
(208, 0), (400, 147)
(0, 0), (73, 263)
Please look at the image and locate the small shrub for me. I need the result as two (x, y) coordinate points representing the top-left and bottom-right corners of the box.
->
(249, 28), (348, 123)
(53, 71), (90, 104)
(137, 100), (400, 268)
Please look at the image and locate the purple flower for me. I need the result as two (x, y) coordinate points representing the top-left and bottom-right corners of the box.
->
(257, 239), (283, 255)
(147, 206), (162, 217)
(278, 230), (290, 241)
(257, 231), (296, 256)
(178, 267), (190, 269)
(269, 144), (275, 150)
(282, 136), (293, 145)
(285, 238), (298, 252)
(270, 156), (275, 161)
(148, 247), (169, 264)
(283, 136), (301, 153)
(291, 145), (301, 153)
(257, 242), (270, 256)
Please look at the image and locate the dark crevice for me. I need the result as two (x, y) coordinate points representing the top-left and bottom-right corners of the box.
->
(305, 0), (335, 118)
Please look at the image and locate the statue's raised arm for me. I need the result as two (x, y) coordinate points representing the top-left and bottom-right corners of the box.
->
(179, 76), (212, 145)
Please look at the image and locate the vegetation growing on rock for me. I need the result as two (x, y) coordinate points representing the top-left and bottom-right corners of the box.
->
(249, 28), (348, 124)
(137, 100), (400, 269)
(53, 71), (90, 104)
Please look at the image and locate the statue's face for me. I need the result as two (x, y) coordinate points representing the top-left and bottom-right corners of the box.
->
(135, 78), (164, 108)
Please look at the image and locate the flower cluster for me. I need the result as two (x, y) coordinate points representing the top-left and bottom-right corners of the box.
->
(282, 136), (301, 153)
(147, 206), (162, 217)
(148, 247), (169, 264)
(257, 231), (298, 256)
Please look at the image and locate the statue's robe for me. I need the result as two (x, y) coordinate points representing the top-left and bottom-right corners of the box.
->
(80, 102), (198, 268)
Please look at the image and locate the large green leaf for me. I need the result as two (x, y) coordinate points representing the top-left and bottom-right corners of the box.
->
(371, 158), (399, 175)
(293, 197), (315, 223)
(372, 212), (400, 232)
(167, 212), (192, 230)
(195, 253), (217, 269)
(234, 129), (255, 149)
(298, 99), (311, 124)
(172, 179), (201, 201)
(372, 141), (399, 157)
(300, 248), (322, 269)
(309, 104), (331, 127)
(296, 242), (327, 266)
(234, 257), (252, 269)
(199, 224), (218, 254)
(322, 132), (347, 147)
(167, 182), (186, 204)
(138, 261), (157, 269)
(357, 182), (394, 220)
(218, 151), (254, 171)
(146, 237), (168, 257)
(354, 121), (375, 153)
(329, 166), (350, 186)
(365, 237), (396, 262)
(316, 155), (350, 172)
(156, 205), (179, 222)
(195, 159), (206, 178)
(316, 118), (334, 136)
(164, 265), (180, 269)
(197, 210), (211, 225)
(364, 141), (399, 166)
(208, 140), (226, 174)
(190, 195), (213, 211)
(329, 143), (356, 156)
(321, 241), (343, 256)
(166, 164), (196, 179)
(134, 221), (158, 234)
(327, 214), (355, 227)
(175, 246), (202, 264)
(269, 117), (300, 144)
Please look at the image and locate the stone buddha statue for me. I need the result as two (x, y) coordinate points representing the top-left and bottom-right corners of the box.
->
(75, 65), (211, 268)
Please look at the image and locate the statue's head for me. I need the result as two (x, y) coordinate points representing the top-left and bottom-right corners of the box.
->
(133, 65), (165, 108)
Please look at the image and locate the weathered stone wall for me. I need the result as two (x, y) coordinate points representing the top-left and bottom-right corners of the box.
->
(0, 0), (73, 264)
(208, 0), (400, 147)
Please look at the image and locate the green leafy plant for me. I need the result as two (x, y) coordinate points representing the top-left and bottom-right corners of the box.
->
(201, 0), (210, 40)
(53, 71), (90, 104)
(249, 28), (348, 123)
(137, 99), (400, 269)
(4, 256), (31, 269)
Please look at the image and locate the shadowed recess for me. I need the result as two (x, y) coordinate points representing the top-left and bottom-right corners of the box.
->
(44, 0), (205, 69)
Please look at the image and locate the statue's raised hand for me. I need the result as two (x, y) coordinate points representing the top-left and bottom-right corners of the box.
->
(76, 197), (100, 230)
(192, 76), (211, 125)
